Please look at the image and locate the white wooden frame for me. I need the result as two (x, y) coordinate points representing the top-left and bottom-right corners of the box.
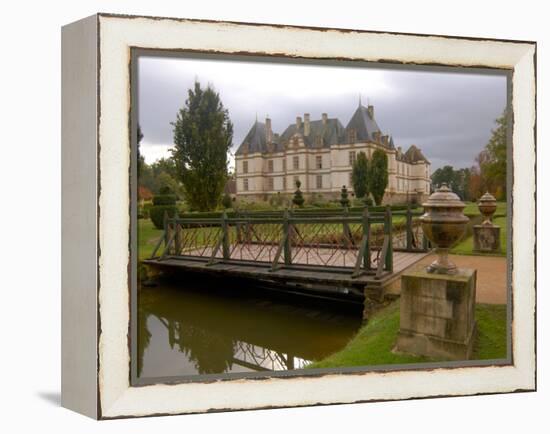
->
(61, 13), (536, 419)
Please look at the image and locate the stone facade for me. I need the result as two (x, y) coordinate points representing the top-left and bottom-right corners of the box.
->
(234, 103), (431, 205)
(395, 268), (477, 360)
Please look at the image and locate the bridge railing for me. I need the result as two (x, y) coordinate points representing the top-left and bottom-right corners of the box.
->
(149, 205), (428, 279)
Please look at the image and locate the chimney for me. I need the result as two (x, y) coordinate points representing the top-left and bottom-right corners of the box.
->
(304, 113), (310, 136)
(296, 116), (302, 131)
(367, 105), (374, 119)
(322, 113), (328, 124)
(265, 117), (273, 143)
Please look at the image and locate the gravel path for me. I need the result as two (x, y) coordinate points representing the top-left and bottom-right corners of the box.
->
(412, 254), (508, 304)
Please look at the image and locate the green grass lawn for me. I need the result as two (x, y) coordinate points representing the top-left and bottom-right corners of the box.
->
(138, 219), (163, 260)
(450, 216), (507, 256)
(307, 300), (507, 369)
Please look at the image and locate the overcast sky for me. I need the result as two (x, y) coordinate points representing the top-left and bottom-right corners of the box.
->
(137, 55), (507, 171)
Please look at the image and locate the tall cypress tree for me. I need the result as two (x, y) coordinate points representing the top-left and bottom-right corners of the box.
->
(370, 149), (389, 205)
(171, 82), (233, 211)
(351, 152), (369, 200)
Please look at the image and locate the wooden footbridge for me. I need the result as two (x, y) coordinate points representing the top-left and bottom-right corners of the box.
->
(143, 206), (431, 312)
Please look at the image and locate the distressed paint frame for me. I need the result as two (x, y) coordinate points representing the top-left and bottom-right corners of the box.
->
(62, 13), (536, 419)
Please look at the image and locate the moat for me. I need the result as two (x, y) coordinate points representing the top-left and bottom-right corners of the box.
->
(137, 275), (363, 379)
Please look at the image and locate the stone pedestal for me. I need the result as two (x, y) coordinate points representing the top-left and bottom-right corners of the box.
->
(473, 225), (501, 253)
(395, 268), (477, 360)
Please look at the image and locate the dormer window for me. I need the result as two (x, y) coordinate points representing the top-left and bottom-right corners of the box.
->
(347, 129), (357, 143)
(293, 137), (299, 148)
(315, 135), (323, 147)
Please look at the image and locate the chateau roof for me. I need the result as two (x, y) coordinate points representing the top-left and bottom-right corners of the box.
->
(279, 118), (346, 148)
(234, 102), (425, 160)
(399, 145), (429, 164)
(345, 104), (382, 143)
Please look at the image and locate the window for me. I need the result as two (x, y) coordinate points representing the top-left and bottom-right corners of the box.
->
(315, 135), (323, 147)
(243, 178), (249, 191)
(293, 137), (299, 148)
(347, 128), (357, 143)
(293, 156), (299, 170)
(283, 159), (287, 172)
(348, 172), (353, 187)
(316, 155), (322, 169)
(242, 160), (248, 174)
(267, 177), (274, 191)
(349, 151), (356, 166)
(316, 175), (323, 189)
(283, 176), (287, 191)
(268, 159), (274, 173)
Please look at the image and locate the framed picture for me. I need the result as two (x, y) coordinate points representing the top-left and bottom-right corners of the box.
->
(61, 13), (536, 419)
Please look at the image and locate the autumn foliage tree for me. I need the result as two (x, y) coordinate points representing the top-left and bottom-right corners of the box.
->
(171, 82), (233, 211)
(479, 110), (508, 200)
(468, 109), (508, 201)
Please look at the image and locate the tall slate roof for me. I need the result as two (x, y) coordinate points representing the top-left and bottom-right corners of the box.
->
(234, 103), (428, 164)
(402, 145), (429, 163)
(279, 118), (346, 148)
(345, 104), (382, 142)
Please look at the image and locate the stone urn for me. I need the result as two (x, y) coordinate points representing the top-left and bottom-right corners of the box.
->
(478, 191), (497, 225)
(420, 183), (469, 274)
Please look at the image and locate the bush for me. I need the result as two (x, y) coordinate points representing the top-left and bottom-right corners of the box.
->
(149, 205), (178, 229)
(138, 200), (152, 219)
(269, 192), (285, 208)
(153, 194), (177, 206)
(292, 180), (305, 207)
(364, 196), (374, 207)
(150, 193), (178, 229)
(221, 193), (233, 209)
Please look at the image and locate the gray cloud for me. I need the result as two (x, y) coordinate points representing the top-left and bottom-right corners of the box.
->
(137, 56), (507, 171)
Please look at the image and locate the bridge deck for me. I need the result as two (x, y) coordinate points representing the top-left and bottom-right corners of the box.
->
(143, 249), (429, 291)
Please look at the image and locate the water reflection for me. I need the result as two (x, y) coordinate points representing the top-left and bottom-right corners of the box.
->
(137, 275), (362, 378)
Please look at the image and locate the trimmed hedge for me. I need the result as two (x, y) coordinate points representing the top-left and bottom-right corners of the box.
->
(150, 205), (178, 229)
(152, 194), (177, 206)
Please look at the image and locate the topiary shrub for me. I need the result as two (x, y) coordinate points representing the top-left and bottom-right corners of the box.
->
(150, 192), (177, 229)
(153, 194), (177, 206)
(221, 193), (233, 209)
(292, 180), (305, 207)
(340, 185), (350, 208)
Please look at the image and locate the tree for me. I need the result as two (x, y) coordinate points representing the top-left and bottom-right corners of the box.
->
(468, 165), (484, 200)
(369, 149), (389, 205)
(480, 110), (507, 200)
(431, 165), (456, 190)
(171, 81), (233, 211)
(431, 165), (471, 200)
(351, 152), (369, 200)
(340, 185), (350, 208)
(292, 180), (305, 207)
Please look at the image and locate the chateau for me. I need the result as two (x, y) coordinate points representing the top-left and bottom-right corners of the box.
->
(234, 102), (431, 204)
